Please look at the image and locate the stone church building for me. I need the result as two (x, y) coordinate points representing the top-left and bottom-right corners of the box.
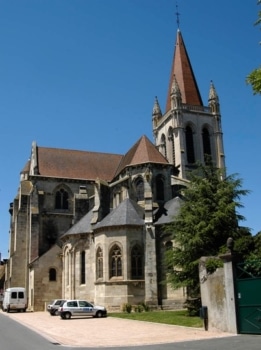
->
(4, 28), (225, 311)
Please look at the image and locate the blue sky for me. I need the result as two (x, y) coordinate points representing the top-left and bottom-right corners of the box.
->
(0, 0), (260, 259)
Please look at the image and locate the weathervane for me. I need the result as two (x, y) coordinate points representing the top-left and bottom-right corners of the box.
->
(176, 2), (180, 29)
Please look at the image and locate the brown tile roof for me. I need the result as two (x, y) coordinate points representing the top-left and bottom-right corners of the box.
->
(36, 147), (123, 182)
(115, 135), (169, 176)
(166, 29), (203, 112)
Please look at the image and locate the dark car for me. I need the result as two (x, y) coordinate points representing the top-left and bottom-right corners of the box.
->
(47, 299), (66, 316)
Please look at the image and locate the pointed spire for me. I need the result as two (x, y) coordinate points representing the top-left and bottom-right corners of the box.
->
(171, 74), (181, 97)
(152, 96), (162, 117)
(166, 30), (203, 112)
(170, 74), (182, 109)
(208, 80), (219, 102)
(208, 80), (220, 114)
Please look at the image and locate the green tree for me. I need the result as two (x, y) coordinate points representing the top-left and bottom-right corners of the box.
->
(164, 161), (250, 300)
(246, 0), (261, 95)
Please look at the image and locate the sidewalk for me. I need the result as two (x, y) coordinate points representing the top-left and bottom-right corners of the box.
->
(2, 311), (236, 347)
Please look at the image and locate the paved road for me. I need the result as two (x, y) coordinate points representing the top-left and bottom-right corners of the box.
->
(1, 310), (260, 349)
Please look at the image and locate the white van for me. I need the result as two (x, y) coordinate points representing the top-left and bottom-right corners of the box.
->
(2, 287), (27, 313)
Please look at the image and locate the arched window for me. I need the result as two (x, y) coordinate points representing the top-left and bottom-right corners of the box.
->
(55, 188), (69, 209)
(131, 245), (143, 279)
(110, 244), (122, 278)
(165, 241), (173, 271)
(156, 175), (164, 201)
(202, 127), (211, 162)
(49, 268), (56, 281)
(135, 178), (144, 202)
(185, 126), (195, 164)
(80, 251), (85, 284)
(66, 251), (69, 286)
(168, 127), (175, 166)
(96, 247), (103, 279)
(161, 134), (167, 159)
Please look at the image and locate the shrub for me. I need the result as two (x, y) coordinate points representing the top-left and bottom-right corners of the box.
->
(205, 258), (223, 274)
(140, 302), (150, 312)
(122, 303), (132, 313)
(134, 304), (143, 313)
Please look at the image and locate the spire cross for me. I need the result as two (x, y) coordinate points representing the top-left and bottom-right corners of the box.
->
(176, 3), (180, 29)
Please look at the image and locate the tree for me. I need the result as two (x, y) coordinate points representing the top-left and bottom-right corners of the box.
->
(164, 161), (250, 301)
(246, 0), (261, 95)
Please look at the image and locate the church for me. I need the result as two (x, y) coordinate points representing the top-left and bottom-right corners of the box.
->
(4, 26), (225, 311)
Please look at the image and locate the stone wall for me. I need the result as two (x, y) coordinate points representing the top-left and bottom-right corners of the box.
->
(199, 255), (237, 333)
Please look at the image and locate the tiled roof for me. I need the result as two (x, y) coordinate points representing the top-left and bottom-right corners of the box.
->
(21, 160), (30, 174)
(166, 29), (203, 112)
(115, 135), (169, 176)
(36, 147), (123, 182)
(95, 198), (144, 230)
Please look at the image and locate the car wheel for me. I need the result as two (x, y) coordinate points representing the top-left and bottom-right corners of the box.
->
(96, 311), (102, 318)
(64, 312), (71, 319)
(60, 314), (65, 319)
(54, 309), (59, 316)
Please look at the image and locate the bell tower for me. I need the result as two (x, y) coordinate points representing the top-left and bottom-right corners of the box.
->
(152, 28), (225, 181)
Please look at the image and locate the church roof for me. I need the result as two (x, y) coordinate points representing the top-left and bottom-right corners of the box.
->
(26, 135), (169, 182)
(95, 198), (144, 230)
(165, 29), (203, 112)
(36, 147), (123, 182)
(62, 210), (94, 236)
(115, 135), (169, 176)
(154, 196), (182, 225)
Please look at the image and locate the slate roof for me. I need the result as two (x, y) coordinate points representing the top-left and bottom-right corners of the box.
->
(36, 147), (123, 182)
(115, 135), (169, 176)
(166, 29), (203, 112)
(154, 196), (182, 225)
(95, 198), (144, 230)
(62, 210), (94, 237)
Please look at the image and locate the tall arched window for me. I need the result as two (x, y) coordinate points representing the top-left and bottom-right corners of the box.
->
(96, 247), (103, 279)
(66, 251), (69, 286)
(110, 244), (122, 278)
(185, 126), (195, 164)
(168, 127), (175, 166)
(165, 241), (173, 271)
(131, 245), (143, 279)
(156, 175), (164, 201)
(160, 134), (167, 159)
(55, 188), (69, 209)
(49, 268), (56, 281)
(80, 251), (85, 284)
(202, 127), (211, 162)
(135, 178), (144, 202)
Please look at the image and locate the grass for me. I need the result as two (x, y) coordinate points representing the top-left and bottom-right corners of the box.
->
(108, 309), (203, 328)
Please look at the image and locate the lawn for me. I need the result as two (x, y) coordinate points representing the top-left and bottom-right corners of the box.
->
(108, 309), (203, 328)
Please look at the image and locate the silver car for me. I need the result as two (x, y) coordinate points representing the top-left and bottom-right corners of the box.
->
(58, 300), (107, 319)
(47, 299), (67, 316)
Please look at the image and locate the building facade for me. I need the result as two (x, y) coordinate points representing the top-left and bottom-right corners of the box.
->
(5, 28), (225, 311)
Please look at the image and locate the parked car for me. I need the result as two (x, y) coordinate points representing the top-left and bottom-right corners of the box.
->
(47, 299), (67, 316)
(58, 300), (107, 319)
